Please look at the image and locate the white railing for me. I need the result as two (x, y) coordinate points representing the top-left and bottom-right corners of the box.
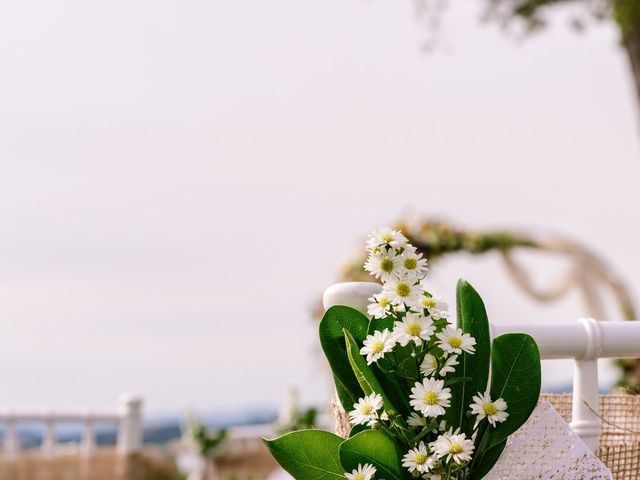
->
(323, 282), (640, 452)
(0, 394), (143, 457)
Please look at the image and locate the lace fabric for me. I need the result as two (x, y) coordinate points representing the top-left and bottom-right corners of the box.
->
(485, 401), (612, 479)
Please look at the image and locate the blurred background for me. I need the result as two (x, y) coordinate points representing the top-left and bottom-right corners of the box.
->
(0, 0), (639, 478)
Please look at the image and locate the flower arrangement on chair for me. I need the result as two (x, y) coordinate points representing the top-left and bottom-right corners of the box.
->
(265, 228), (544, 479)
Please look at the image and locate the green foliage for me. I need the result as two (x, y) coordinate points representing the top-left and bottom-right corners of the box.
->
(348, 423), (370, 438)
(614, 0), (640, 36)
(191, 423), (227, 457)
(483, 0), (640, 43)
(446, 280), (491, 435)
(345, 329), (398, 414)
(340, 430), (408, 480)
(468, 440), (506, 480)
(486, 333), (541, 449)
(264, 430), (345, 480)
(320, 306), (370, 408)
(465, 332), (541, 474)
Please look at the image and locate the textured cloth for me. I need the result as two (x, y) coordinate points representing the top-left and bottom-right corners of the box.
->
(485, 401), (611, 479)
(541, 394), (640, 480)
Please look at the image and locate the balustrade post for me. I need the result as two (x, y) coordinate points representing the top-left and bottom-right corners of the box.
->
(4, 415), (19, 459)
(117, 394), (143, 455)
(42, 414), (55, 456)
(81, 417), (96, 455)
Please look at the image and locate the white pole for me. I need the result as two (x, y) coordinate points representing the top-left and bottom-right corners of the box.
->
(42, 415), (55, 456)
(81, 417), (96, 455)
(4, 415), (19, 459)
(117, 394), (143, 455)
(571, 359), (600, 451)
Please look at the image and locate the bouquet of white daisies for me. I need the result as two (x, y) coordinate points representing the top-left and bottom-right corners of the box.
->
(265, 229), (542, 480)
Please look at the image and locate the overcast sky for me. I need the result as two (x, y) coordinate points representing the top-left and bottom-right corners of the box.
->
(0, 1), (638, 415)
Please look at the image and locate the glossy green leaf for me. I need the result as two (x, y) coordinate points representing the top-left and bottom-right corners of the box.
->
(334, 381), (355, 413)
(319, 306), (370, 409)
(263, 430), (344, 480)
(344, 329), (397, 414)
(445, 279), (491, 434)
(469, 440), (506, 480)
(487, 333), (541, 449)
(348, 423), (369, 438)
(374, 370), (410, 417)
(339, 430), (407, 480)
(368, 316), (394, 335)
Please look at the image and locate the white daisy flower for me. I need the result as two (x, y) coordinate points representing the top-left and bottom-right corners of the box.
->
(436, 327), (476, 355)
(470, 392), (508, 427)
(393, 313), (435, 347)
(430, 428), (474, 464)
(360, 329), (396, 365)
(345, 463), (377, 480)
(364, 249), (401, 282)
(438, 354), (459, 376)
(383, 276), (423, 308)
(407, 412), (427, 428)
(409, 378), (451, 418)
(421, 353), (458, 378)
(367, 293), (392, 319)
(420, 354), (439, 376)
(366, 228), (408, 251)
(402, 441), (434, 474)
(349, 394), (383, 426)
(399, 251), (428, 280)
(419, 295), (449, 319)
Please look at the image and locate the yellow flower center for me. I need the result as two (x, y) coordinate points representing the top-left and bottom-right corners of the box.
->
(483, 403), (497, 416)
(404, 258), (417, 270)
(423, 298), (436, 308)
(423, 391), (439, 405)
(381, 258), (395, 273)
(353, 474), (365, 480)
(378, 297), (390, 308)
(448, 337), (463, 348)
(414, 453), (427, 465)
(449, 443), (463, 454)
(382, 233), (394, 243)
(396, 283), (411, 297)
(406, 323), (422, 337)
(372, 341), (385, 354)
(361, 405), (373, 415)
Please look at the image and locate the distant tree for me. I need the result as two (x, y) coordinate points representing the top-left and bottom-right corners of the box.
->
(493, 1), (639, 100)
(418, 0), (640, 112)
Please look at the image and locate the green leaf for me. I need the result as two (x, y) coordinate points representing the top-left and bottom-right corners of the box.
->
(334, 381), (355, 413)
(368, 316), (394, 335)
(339, 430), (407, 480)
(263, 430), (344, 480)
(320, 306), (370, 409)
(344, 329), (397, 414)
(348, 423), (369, 438)
(469, 440), (506, 480)
(445, 279), (491, 434)
(487, 333), (541, 449)
(374, 370), (411, 417)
